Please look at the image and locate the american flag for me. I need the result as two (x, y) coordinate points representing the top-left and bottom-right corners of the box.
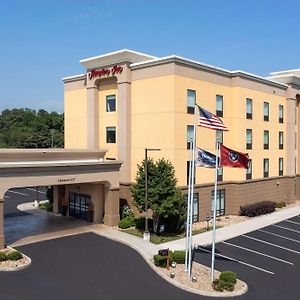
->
(198, 106), (228, 131)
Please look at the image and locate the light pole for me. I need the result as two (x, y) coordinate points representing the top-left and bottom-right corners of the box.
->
(144, 148), (161, 241)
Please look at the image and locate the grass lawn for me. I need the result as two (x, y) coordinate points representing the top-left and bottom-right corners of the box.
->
(122, 226), (222, 244)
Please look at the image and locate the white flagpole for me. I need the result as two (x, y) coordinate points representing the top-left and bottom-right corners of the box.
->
(211, 138), (220, 282)
(188, 104), (197, 278)
(185, 139), (193, 271)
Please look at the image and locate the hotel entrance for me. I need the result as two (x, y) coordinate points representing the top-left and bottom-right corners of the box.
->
(69, 192), (93, 222)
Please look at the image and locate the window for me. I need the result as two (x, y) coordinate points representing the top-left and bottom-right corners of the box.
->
(216, 95), (223, 117)
(264, 102), (269, 121)
(211, 189), (225, 217)
(246, 159), (252, 180)
(106, 95), (116, 112)
(184, 193), (199, 222)
(187, 125), (194, 149)
(216, 130), (223, 143)
(279, 105), (284, 123)
(187, 90), (196, 114)
(187, 161), (195, 185)
(246, 98), (252, 119)
(263, 159), (269, 178)
(106, 127), (116, 143)
(264, 130), (269, 149)
(279, 131), (284, 149)
(246, 129), (252, 150)
(279, 158), (283, 176)
(217, 167), (223, 182)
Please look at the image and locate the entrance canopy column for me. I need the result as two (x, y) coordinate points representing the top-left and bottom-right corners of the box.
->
(0, 197), (4, 249)
(104, 188), (120, 226)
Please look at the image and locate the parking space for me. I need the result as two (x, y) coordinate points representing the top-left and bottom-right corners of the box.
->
(194, 214), (300, 299)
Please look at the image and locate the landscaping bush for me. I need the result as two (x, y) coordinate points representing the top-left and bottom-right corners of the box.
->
(40, 202), (53, 212)
(0, 252), (7, 262)
(6, 251), (22, 261)
(118, 217), (134, 229)
(153, 254), (167, 267)
(170, 250), (185, 264)
(240, 201), (276, 217)
(276, 201), (287, 209)
(134, 217), (153, 231)
(213, 279), (235, 292)
(219, 271), (237, 284)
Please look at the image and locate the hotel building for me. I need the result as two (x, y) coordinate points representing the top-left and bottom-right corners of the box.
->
(63, 49), (300, 222)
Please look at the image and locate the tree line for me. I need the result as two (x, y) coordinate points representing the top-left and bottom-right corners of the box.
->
(0, 108), (64, 148)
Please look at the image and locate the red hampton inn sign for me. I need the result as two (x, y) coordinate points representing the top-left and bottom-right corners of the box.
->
(88, 65), (123, 80)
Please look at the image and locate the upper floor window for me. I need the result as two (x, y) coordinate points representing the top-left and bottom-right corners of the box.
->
(264, 130), (269, 149)
(263, 158), (269, 178)
(246, 129), (252, 150)
(216, 95), (223, 117)
(246, 159), (252, 180)
(187, 90), (196, 114)
(279, 158), (283, 176)
(187, 161), (196, 185)
(217, 167), (223, 182)
(106, 95), (116, 112)
(106, 126), (116, 143)
(246, 98), (253, 119)
(279, 105), (284, 123)
(279, 131), (284, 149)
(264, 102), (269, 121)
(187, 125), (194, 149)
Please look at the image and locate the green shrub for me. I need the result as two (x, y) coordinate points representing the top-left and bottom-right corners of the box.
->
(0, 252), (7, 262)
(213, 279), (235, 292)
(219, 271), (237, 284)
(134, 217), (146, 230)
(40, 202), (53, 212)
(118, 217), (134, 229)
(6, 251), (23, 261)
(153, 254), (167, 267)
(170, 250), (185, 264)
(240, 201), (276, 217)
(276, 201), (287, 209)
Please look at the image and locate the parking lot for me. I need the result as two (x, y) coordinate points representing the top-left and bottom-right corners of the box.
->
(194, 215), (300, 299)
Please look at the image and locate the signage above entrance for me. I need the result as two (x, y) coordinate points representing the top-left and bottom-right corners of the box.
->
(88, 65), (123, 80)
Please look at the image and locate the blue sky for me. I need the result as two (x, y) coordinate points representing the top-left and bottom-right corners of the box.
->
(0, 0), (299, 112)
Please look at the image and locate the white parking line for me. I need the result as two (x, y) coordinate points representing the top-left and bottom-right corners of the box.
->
(285, 219), (300, 226)
(198, 246), (274, 274)
(272, 224), (300, 234)
(26, 188), (46, 194)
(7, 190), (29, 196)
(242, 234), (300, 254)
(222, 241), (293, 265)
(259, 229), (300, 244)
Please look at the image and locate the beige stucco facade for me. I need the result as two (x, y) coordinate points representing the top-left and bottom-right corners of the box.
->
(0, 149), (122, 249)
(63, 49), (300, 222)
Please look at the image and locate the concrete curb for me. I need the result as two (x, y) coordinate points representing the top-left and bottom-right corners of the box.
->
(0, 246), (32, 272)
(93, 230), (248, 297)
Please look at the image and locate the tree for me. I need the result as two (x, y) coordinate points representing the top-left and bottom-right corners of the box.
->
(131, 158), (186, 233)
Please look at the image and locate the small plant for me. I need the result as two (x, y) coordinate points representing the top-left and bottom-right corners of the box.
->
(153, 254), (167, 267)
(170, 250), (185, 264)
(118, 217), (134, 229)
(213, 270), (237, 292)
(6, 251), (23, 261)
(240, 201), (276, 217)
(0, 252), (7, 262)
(276, 201), (287, 209)
(40, 202), (53, 212)
(121, 205), (134, 219)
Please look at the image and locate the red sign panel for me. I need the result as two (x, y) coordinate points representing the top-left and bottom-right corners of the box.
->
(88, 65), (123, 80)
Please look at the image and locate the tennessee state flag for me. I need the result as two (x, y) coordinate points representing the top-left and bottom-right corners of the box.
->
(220, 144), (249, 169)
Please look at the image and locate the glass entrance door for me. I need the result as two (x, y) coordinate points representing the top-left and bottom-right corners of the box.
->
(69, 192), (91, 220)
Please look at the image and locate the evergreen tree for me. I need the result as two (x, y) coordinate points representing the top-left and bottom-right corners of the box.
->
(131, 158), (186, 233)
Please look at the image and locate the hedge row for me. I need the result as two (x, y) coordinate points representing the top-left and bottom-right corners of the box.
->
(240, 201), (276, 217)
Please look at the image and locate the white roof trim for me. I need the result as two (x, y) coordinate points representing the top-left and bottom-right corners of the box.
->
(80, 49), (157, 64)
(270, 68), (300, 76)
(62, 74), (85, 81)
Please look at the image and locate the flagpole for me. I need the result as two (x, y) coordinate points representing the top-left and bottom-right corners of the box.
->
(211, 138), (220, 282)
(185, 139), (193, 271)
(188, 103), (197, 278)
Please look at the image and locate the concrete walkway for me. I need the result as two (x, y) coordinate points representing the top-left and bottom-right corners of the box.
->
(11, 202), (300, 261)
